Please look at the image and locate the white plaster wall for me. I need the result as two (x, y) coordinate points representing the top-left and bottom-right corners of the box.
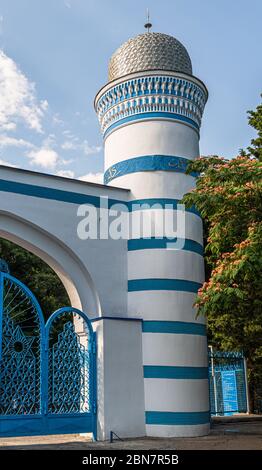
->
(128, 250), (204, 283)
(130, 209), (203, 244)
(128, 291), (205, 324)
(114, 172), (196, 200)
(144, 379), (209, 412)
(142, 333), (208, 367)
(104, 120), (199, 169)
(93, 319), (145, 440)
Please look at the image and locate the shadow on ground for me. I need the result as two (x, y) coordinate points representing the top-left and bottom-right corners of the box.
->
(0, 417), (261, 450)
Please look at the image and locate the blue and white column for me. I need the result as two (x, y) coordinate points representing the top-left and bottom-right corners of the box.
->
(95, 41), (209, 437)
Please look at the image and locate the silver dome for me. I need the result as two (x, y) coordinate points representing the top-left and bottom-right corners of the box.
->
(108, 32), (192, 82)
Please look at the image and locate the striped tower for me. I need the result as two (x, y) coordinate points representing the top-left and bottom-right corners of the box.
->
(95, 32), (209, 437)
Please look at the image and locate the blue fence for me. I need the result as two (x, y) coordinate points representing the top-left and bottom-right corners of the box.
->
(208, 350), (248, 416)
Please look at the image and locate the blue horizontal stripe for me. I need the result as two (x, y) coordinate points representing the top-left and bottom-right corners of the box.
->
(144, 366), (208, 379)
(104, 155), (198, 184)
(146, 411), (210, 426)
(128, 198), (200, 217)
(128, 238), (203, 255)
(142, 321), (206, 335)
(0, 181), (201, 218)
(128, 279), (202, 293)
(0, 181), (202, 220)
(104, 112), (200, 138)
(0, 179), (126, 209)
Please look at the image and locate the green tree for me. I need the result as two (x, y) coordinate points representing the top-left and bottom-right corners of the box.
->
(247, 94), (262, 161)
(182, 97), (262, 411)
(0, 238), (70, 320)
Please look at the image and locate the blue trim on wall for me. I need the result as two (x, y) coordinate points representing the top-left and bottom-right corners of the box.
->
(145, 411), (210, 426)
(128, 238), (203, 255)
(104, 155), (198, 184)
(144, 366), (208, 379)
(142, 321), (206, 336)
(0, 180), (201, 219)
(103, 112), (200, 138)
(0, 179), (127, 209)
(128, 279), (202, 293)
(128, 198), (200, 217)
(91, 316), (142, 323)
(0, 181), (202, 222)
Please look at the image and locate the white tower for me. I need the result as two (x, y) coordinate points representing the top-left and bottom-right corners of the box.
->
(95, 30), (209, 437)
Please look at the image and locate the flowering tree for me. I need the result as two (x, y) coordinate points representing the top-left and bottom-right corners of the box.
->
(183, 98), (262, 412)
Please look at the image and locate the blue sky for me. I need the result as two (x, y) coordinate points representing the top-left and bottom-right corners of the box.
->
(0, 0), (261, 183)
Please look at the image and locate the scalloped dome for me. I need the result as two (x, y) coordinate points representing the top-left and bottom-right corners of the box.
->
(108, 32), (192, 82)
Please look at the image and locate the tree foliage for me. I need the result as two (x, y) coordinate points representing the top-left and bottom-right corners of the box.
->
(247, 94), (262, 161)
(182, 96), (262, 411)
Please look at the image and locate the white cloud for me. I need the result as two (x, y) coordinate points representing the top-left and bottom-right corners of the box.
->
(61, 138), (102, 155)
(42, 134), (56, 147)
(52, 113), (64, 126)
(0, 158), (19, 168)
(0, 50), (47, 133)
(59, 158), (73, 165)
(61, 141), (76, 150)
(78, 172), (103, 184)
(27, 147), (59, 169)
(62, 130), (74, 137)
(56, 170), (75, 178)
(0, 134), (34, 148)
(40, 100), (48, 112)
(82, 140), (102, 156)
(1, 122), (16, 131)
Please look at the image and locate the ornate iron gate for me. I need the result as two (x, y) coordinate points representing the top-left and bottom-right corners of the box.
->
(0, 269), (97, 438)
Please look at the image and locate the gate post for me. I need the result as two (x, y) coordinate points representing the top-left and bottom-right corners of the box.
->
(244, 358), (250, 414)
(92, 317), (146, 441)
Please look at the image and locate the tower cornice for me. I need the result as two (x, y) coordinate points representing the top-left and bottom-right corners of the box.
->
(95, 71), (208, 139)
(94, 70), (208, 109)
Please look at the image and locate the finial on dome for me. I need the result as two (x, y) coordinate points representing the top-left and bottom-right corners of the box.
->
(144, 8), (152, 32)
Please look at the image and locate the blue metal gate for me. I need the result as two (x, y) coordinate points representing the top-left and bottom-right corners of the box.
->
(0, 270), (97, 438)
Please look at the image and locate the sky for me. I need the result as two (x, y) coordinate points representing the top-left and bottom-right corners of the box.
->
(0, 0), (261, 183)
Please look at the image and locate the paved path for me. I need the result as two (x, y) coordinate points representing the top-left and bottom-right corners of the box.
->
(0, 418), (261, 450)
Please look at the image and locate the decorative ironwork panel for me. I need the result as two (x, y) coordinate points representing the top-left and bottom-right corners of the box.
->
(0, 273), (41, 415)
(0, 267), (96, 438)
(47, 310), (92, 414)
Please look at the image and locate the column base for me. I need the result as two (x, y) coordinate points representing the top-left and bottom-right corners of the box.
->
(146, 423), (210, 438)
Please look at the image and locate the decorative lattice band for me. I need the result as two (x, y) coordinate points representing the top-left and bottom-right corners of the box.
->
(95, 74), (208, 136)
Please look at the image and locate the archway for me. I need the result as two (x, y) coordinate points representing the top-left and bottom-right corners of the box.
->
(0, 238), (70, 319)
(0, 210), (101, 317)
